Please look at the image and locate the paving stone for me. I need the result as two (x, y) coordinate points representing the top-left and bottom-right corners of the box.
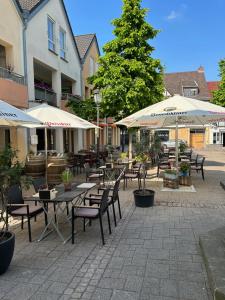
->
(91, 288), (112, 300)
(160, 279), (179, 298)
(98, 277), (125, 290)
(111, 289), (138, 300)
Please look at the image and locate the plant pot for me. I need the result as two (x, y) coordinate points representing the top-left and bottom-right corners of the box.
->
(64, 182), (72, 191)
(180, 171), (188, 177)
(133, 189), (155, 207)
(164, 173), (177, 180)
(0, 231), (15, 275)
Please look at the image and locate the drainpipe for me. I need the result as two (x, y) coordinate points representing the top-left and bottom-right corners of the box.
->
(22, 9), (29, 85)
(80, 60), (84, 99)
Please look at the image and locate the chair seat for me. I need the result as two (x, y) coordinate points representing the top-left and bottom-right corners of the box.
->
(89, 174), (103, 178)
(191, 166), (201, 170)
(10, 205), (43, 216)
(74, 207), (99, 218)
(124, 173), (138, 178)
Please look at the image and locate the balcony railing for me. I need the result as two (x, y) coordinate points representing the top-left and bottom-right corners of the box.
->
(61, 93), (81, 102)
(0, 66), (25, 85)
(35, 85), (57, 107)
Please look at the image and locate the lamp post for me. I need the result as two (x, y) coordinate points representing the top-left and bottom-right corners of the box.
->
(94, 89), (101, 167)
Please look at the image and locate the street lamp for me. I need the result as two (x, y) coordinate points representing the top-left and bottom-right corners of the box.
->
(94, 89), (101, 167)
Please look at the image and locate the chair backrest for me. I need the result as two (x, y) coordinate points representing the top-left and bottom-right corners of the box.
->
(7, 184), (24, 211)
(99, 188), (110, 214)
(33, 177), (47, 192)
(111, 179), (120, 203)
(199, 157), (205, 166)
(84, 162), (90, 173)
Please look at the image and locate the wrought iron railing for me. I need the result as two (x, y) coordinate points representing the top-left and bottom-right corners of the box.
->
(0, 66), (25, 85)
(35, 86), (57, 107)
(61, 93), (81, 102)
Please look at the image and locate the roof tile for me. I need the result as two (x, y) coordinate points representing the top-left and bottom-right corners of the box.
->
(17, 0), (41, 11)
(74, 34), (95, 60)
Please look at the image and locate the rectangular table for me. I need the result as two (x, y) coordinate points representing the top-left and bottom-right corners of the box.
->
(30, 182), (96, 244)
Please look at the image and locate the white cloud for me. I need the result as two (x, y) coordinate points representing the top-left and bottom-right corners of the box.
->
(167, 10), (180, 20)
(165, 4), (187, 21)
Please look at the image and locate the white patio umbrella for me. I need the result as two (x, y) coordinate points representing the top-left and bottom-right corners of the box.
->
(0, 99), (41, 126)
(116, 95), (225, 168)
(26, 104), (98, 184)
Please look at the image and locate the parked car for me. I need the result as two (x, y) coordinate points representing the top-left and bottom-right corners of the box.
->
(162, 139), (187, 149)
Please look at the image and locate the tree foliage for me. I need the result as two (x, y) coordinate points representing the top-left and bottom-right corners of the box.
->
(89, 0), (164, 120)
(68, 98), (98, 121)
(212, 59), (225, 107)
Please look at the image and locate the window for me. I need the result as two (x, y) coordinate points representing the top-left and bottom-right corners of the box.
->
(48, 17), (55, 52)
(183, 87), (199, 97)
(89, 57), (95, 76)
(59, 29), (66, 59)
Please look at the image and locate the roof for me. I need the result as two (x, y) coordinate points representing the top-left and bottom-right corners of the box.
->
(17, 0), (42, 11)
(164, 67), (210, 101)
(74, 34), (96, 61)
(207, 81), (220, 98)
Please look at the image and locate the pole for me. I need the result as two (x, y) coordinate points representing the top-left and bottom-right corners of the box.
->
(175, 117), (179, 170)
(45, 127), (48, 188)
(96, 104), (100, 167)
(128, 131), (132, 159)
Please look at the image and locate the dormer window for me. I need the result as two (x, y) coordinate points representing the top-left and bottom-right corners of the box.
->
(183, 87), (199, 97)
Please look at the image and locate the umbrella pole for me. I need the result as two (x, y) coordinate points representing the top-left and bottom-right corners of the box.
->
(175, 117), (179, 170)
(45, 127), (48, 188)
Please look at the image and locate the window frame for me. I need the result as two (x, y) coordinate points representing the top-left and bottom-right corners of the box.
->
(59, 27), (67, 60)
(47, 16), (56, 52)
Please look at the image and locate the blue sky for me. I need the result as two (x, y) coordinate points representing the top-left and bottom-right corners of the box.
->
(64, 0), (225, 81)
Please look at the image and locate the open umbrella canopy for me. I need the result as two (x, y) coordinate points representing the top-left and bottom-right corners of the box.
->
(26, 103), (98, 129)
(116, 95), (225, 128)
(0, 99), (41, 126)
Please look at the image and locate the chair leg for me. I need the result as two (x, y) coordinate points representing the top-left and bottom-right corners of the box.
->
(27, 216), (32, 242)
(72, 209), (75, 244)
(83, 218), (86, 232)
(202, 168), (205, 180)
(21, 216), (24, 229)
(99, 214), (105, 245)
(123, 178), (125, 190)
(112, 202), (117, 227)
(117, 196), (122, 219)
(157, 166), (159, 177)
(66, 203), (69, 216)
(106, 209), (112, 234)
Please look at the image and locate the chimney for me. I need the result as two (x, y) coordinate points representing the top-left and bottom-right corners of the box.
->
(197, 66), (204, 73)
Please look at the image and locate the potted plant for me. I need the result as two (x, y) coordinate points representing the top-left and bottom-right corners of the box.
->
(0, 147), (30, 275)
(179, 142), (187, 153)
(133, 152), (155, 207)
(61, 168), (73, 191)
(179, 162), (190, 177)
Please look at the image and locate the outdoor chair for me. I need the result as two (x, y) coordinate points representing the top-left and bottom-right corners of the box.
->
(6, 184), (46, 242)
(84, 162), (104, 183)
(190, 156), (205, 180)
(71, 189), (111, 245)
(157, 159), (170, 177)
(123, 164), (142, 190)
(32, 177), (47, 193)
(85, 174), (123, 227)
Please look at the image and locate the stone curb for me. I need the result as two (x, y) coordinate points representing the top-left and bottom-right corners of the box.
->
(199, 226), (225, 300)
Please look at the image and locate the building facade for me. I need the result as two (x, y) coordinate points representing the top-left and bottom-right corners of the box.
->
(0, 0), (28, 160)
(162, 66), (211, 149)
(75, 34), (120, 150)
(17, 0), (83, 154)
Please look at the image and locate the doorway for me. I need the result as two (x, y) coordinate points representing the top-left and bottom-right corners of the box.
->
(223, 133), (225, 147)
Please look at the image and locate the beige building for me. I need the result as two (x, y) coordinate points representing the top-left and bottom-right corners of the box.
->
(162, 66), (211, 149)
(75, 34), (120, 149)
(0, 0), (28, 160)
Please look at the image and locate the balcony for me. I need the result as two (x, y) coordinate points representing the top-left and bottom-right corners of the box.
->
(61, 93), (81, 102)
(0, 67), (28, 108)
(35, 84), (57, 107)
(0, 66), (25, 85)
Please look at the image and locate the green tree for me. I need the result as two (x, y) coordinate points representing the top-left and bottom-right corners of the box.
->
(68, 98), (98, 121)
(89, 0), (164, 120)
(212, 59), (225, 107)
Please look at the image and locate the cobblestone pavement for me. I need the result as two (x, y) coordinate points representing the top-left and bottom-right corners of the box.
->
(1, 150), (225, 299)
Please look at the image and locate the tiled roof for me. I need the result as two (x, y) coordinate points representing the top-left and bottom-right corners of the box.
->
(207, 81), (220, 98)
(164, 67), (210, 101)
(74, 34), (95, 60)
(17, 0), (42, 11)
